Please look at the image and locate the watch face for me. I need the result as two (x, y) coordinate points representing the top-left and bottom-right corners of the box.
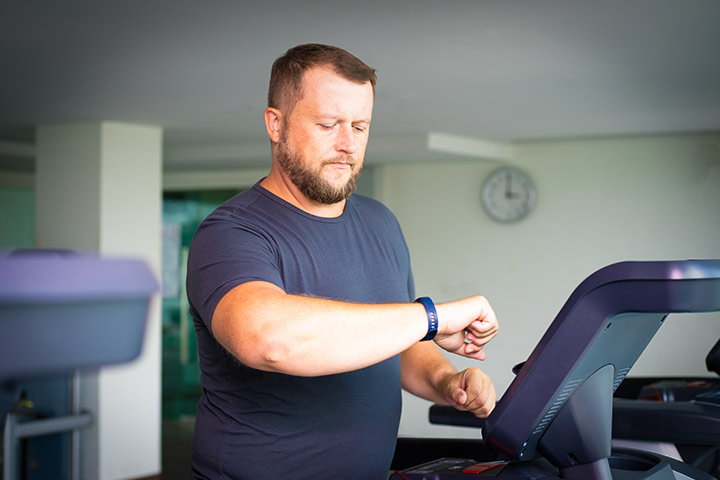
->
(481, 167), (537, 223)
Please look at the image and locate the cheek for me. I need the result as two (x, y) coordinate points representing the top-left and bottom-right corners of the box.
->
(290, 126), (325, 151)
(304, 136), (336, 160)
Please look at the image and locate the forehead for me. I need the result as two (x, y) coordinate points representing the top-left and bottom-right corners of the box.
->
(294, 66), (374, 118)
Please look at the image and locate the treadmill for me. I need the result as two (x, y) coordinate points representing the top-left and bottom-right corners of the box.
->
(1, 251), (158, 480)
(393, 260), (720, 479)
(611, 338), (720, 475)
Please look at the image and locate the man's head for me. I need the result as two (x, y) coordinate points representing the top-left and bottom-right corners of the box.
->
(264, 45), (376, 206)
(268, 43), (377, 116)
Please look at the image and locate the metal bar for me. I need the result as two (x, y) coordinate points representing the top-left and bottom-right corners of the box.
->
(71, 371), (81, 480)
(13, 413), (91, 439)
(4, 413), (17, 480)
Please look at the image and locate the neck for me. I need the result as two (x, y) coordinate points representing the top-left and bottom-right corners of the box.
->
(260, 166), (346, 218)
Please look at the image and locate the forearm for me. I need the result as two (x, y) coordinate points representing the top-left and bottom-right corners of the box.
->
(400, 342), (457, 405)
(402, 342), (498, 417)
(212, 281), (429, 376)
(212, 281), (498, 379)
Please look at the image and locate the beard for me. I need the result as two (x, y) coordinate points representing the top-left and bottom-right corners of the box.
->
(275, 130), (362, 205)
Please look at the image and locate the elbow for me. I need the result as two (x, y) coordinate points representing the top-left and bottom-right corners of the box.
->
(230, 331), (293, 373)
(256, 335), (291, 369)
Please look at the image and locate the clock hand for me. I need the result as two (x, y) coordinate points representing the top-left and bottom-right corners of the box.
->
(506, 174), (524, 199)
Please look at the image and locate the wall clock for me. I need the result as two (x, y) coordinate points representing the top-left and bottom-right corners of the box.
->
(481, 166), (537, 223)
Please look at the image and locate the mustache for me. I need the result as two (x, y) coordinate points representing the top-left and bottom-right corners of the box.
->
(322, 155), (357, 166)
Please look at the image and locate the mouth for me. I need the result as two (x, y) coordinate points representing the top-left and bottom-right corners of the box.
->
(328, 162), (352, 169)
(323, 157), (355, 169)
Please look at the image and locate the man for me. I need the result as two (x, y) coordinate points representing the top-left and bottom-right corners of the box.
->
(186, 43), (498, 479)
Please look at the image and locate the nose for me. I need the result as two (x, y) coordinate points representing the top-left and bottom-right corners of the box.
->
(335, 125), (358, 154)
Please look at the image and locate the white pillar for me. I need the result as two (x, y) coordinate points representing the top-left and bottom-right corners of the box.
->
(35, 122), (162, 480)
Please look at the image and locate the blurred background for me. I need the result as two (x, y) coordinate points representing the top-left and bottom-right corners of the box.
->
(1, 1), (719, 479)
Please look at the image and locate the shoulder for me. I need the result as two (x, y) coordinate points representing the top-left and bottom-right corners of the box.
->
(214, 184), (268, 216)
(348, 193), (397, 220)
(197, 184), (287, 231)
(188, 186), (280, 260)
(347, 194), (405, 236)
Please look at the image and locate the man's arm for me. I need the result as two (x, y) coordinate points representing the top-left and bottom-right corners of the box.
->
(211, 280), (498, 377)
(400, 342), (496, 418)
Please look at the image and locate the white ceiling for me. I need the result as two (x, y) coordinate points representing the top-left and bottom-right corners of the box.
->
(1, 0), (719, 171)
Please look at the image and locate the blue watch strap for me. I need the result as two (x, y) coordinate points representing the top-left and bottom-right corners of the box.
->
(415, 296), (439, 341)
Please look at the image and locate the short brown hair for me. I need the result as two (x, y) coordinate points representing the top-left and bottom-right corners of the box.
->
(268, 43), (377, 114)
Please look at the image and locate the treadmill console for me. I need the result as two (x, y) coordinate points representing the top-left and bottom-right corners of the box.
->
(396, 260), (720, 480)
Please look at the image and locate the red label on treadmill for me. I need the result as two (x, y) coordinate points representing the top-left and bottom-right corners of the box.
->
(462, 461), (506, 475)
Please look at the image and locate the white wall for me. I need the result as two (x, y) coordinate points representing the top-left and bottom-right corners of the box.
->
(35, 122), (162, 479)
(376, 133), (720, 438)
(97, 124), (162, 480)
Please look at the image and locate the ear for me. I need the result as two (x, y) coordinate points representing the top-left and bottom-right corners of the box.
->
(264, 107), (282, 143)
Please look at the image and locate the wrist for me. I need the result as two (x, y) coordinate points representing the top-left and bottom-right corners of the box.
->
(433, 366), (460, 404)
(415, 297), (439, 341)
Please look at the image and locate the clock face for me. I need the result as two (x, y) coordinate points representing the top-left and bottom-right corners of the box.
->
(481, 167), (537, 223)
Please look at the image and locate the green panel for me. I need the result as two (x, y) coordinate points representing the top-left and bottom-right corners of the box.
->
(161, 188), (243, 420)
(0, 186), (35, 249)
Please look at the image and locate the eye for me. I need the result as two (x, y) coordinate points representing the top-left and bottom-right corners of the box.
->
(319, 124), (335, 130)
(353, 125), (367, 133)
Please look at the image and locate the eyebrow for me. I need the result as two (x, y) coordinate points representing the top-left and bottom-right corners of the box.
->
(314, 115), (371, 125)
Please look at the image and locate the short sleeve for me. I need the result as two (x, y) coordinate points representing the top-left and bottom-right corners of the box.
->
(186, 213), (282, 330)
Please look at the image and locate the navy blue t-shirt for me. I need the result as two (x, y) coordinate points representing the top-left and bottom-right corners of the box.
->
(186, 183), (415, 480)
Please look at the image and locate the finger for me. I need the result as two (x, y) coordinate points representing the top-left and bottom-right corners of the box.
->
(452, 388), (467, 406)
(465, 331), (493, 350)
(466, 324), (497, 340)
(461, 390), (492, 417)
(469, 320), (498, 335)
(469, 400), (495, 418)
(464, 331), (489, 344)
(462, 335), (481, 350)
(462, 346), (487, 361)
(466, 329), (497, 346)
(464, 386), (487, 408)
(468, 388), (496, 418)
(449, 371), (495, 417)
